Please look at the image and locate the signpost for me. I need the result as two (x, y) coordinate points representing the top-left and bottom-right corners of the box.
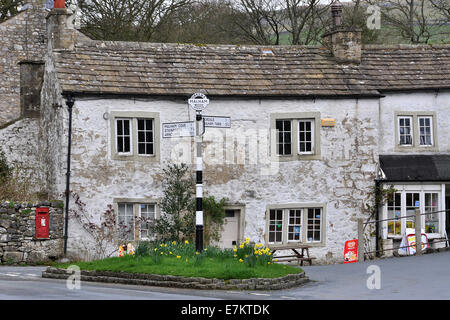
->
(162, 121), (195, 138)
(188, 93), (210, 253)
(203, 116), (231, 128)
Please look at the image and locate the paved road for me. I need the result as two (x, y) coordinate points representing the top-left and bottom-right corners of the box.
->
(0, 251), (449, 299)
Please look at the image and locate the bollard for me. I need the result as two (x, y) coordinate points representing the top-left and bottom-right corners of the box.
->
(358, 219), (364, 262)
(415, 209), (422, 256)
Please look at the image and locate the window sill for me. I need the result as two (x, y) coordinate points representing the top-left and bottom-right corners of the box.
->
(387, 233), (444, 240)
(271, 153), (321, 162)
(267, 242), (325, 249)
(394, 145), (438, 152)
(112, 154), (160, 162)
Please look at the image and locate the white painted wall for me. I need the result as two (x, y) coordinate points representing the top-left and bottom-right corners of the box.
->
(59, 96), (380, 263)
(378, 91), (450, 154)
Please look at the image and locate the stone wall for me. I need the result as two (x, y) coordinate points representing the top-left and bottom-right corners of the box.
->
(0, 0), (48, 126)
(0, 200), (64, 264)
(43, 267), (309, 290)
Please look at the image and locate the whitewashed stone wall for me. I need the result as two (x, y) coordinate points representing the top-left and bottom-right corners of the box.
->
(378, 91), (450, 154)
(48, 96), (380, 264)
(0, 118), (44, 194)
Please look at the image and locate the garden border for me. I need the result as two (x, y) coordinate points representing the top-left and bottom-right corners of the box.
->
(42, 267), (309, 290)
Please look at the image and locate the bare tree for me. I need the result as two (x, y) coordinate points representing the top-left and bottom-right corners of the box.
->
(342, 0), (379, 44)
(232, 0), (285, 45)
(154, 0), (246, 44)
(282, 0), (330, 45)
(0, 0), (24, 23)
(71, 0), (192, 41)
(368, 0), (447, 43)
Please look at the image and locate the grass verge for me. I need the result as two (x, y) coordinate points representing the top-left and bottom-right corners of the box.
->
(55, 254), (302, 280)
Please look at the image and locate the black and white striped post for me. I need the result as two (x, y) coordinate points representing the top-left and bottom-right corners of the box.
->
(188, 93), (209, 253)
(195, 113), (204, 253)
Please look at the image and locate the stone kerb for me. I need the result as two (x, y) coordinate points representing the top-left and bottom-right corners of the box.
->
(42, 267), (309, 290)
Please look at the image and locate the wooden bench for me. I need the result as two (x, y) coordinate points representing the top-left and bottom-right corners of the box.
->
(269, 245), (316, 266)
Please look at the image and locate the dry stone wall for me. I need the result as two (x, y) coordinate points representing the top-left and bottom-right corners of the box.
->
(0, 200), (64, 264)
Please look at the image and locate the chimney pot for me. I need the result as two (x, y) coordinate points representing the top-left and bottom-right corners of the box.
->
(54, 0), (65, 9)
(331, 0), (343, 27)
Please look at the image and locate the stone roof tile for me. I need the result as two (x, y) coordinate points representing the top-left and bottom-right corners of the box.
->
(53, 41), (450, 97)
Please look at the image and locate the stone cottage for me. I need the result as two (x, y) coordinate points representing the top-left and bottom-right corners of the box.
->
(0, 0), (449, 263)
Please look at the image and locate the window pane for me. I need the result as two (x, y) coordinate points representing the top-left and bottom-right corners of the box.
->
(387, 192), (402, 235)
(123, 120), (130, 135)
(276, 120), (291, 155)
(399, 117), (412, 145)
(118, 137), (124, 153)
(418, 117), (432, 146)
(306, 208), (321, 242)
(425, 193), (439, 233)
(138, 119), (144, 130)
(288, 209), (302, 242)
(117, 120), (123, 135)
(118, 203), (134, 240)
(124, 137), (130, 152)
(269, 209), (283, 244)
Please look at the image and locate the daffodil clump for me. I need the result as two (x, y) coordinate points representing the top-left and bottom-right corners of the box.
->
(233, 237), (273, 268)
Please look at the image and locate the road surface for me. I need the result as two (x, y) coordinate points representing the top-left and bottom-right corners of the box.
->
(0, 250), (449, 300)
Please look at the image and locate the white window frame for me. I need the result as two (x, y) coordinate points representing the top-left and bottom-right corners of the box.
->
(275, 119), (292, 156)
(418, 116), (433, 146)
(306, 208), (322, 243)
(117, 203), (135, 241)
(266, 204), (325, 247)
(137, 118), (155, 156)
(115, 199), (159, 241)
(287, 209), (302, 243)
(268, 208), (284, 244)
(298, 119), (315, 155)
(270, 112), (321, 161)
(382, 184), (445, 239)
(398, 116), (413, 146)
(115, 118), (133, 155)
(138, 203), (156, 240)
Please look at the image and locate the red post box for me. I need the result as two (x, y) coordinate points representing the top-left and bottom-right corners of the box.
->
(35, 208), (50, 239)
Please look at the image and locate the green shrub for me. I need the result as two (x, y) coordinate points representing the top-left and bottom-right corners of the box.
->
(135, 241), (151, 257)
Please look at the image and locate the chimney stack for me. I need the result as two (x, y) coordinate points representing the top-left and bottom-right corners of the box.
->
(46, 0), (75, 50)
(322, 0), (362, 64)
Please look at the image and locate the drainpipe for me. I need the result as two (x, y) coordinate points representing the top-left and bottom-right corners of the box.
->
(64, 94), (74, 256)
(374, 178), (381, 258)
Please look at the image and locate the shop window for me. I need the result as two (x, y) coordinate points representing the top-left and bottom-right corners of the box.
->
(387, 193), (401, 235)
(425, 193), (439, 233)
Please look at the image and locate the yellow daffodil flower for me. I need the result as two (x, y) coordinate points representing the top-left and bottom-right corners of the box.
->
(176, 256), (181, 259)
(239, 259), (243, 263)
(195, 251), (199, 255)
(267, 262), (271, 265)
(172, 241), (176, 245)
(185, 240), (189, 244)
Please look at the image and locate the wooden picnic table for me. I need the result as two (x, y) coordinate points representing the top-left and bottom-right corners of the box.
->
(269, 244), (316, 266)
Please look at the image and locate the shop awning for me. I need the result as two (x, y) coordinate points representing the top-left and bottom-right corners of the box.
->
(379, 154), (450, 182)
